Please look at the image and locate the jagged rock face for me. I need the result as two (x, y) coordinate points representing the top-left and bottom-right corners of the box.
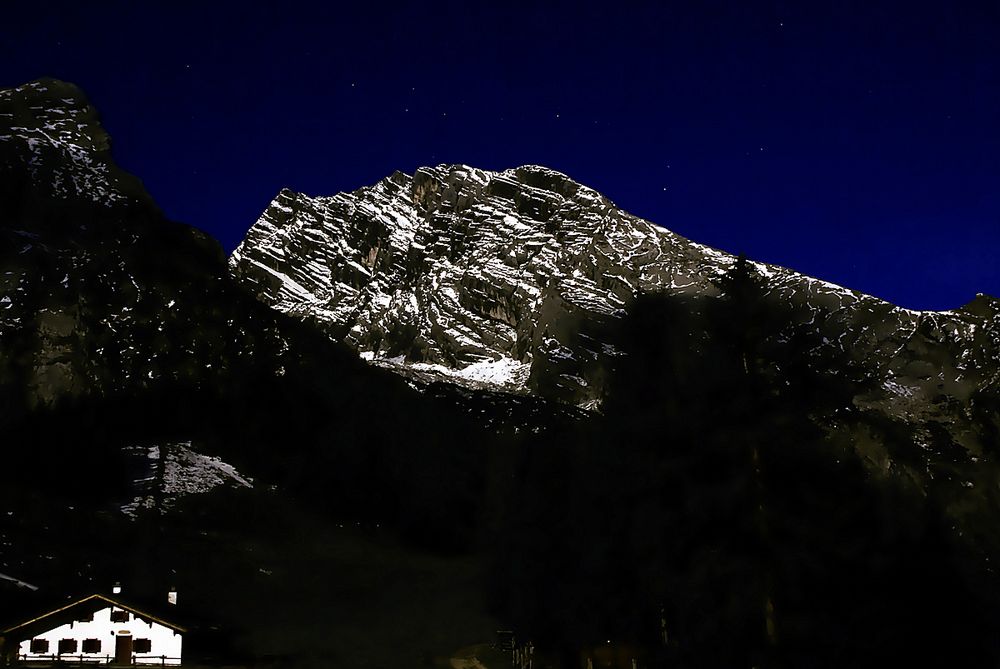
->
(231, 164), (714, 404)
(231, 164), (1000, 412)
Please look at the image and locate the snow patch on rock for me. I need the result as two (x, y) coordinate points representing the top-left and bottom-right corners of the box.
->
(121, 442), (253, 518)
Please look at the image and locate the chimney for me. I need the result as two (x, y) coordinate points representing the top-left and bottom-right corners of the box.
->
(167, 587), (177, 606)
(112, 582), (122, 595)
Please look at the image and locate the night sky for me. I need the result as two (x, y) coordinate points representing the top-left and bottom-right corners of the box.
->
(2, 2), (998, 310)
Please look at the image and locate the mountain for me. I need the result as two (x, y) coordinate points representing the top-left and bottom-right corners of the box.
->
(231, 161), (1000, 664)
(5, 77), (1000, 667)
(231, 163), (1000, 518)
(230, 164), (1000, 408)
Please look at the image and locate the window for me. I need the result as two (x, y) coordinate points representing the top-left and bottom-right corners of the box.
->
(29, 639), (48, 654)
(58, 639), (77, 654)
(110, 609), (130, 623)
(82, 639), (102, 654)
(133, 639), (152, 654)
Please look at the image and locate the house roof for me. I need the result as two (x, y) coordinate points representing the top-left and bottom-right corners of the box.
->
(2, 593), (187, 637)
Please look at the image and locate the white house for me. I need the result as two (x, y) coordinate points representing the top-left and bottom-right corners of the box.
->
(1, 593), (185, 665)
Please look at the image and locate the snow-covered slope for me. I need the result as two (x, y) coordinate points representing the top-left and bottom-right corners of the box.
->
(230, 164), (1000, 412)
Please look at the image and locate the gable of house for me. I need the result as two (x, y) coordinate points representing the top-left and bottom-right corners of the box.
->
(1, 594), (184, 666)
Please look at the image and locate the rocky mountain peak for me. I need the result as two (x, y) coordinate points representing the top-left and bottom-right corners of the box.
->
(0, 78), (152, 210)
(231, 162), (704, 402)
(229, 163), (998, 416)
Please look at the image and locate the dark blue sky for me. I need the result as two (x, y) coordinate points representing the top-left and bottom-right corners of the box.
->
(3, 2), (998, 310)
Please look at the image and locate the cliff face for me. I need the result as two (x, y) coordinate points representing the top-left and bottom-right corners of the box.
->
(230, 164), (710, 404)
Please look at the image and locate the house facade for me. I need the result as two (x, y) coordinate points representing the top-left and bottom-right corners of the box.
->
(1, 594), (184, 665)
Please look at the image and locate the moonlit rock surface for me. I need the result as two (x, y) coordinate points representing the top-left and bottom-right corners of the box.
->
(230, 165), (1000, 411)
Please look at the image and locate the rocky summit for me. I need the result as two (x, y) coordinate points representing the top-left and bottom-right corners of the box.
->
(231, 161), (999, 426)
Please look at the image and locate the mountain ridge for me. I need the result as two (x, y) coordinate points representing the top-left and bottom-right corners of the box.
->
(251, 163), (995, 315)
(230, 162), (1000, 408)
